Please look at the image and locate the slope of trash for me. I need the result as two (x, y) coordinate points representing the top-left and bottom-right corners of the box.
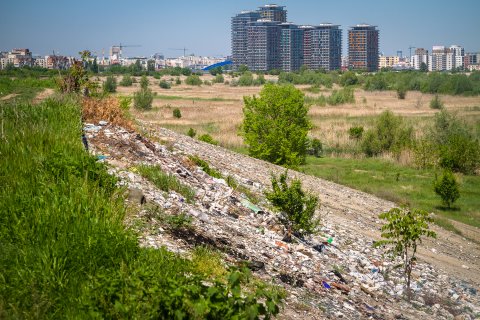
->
(85, 121), (479, 320)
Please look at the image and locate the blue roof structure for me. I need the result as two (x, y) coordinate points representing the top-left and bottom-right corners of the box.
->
(202, 60), (233, 71)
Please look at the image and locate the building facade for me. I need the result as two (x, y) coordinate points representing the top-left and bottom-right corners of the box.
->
(411, 48), (429, 70)
(247, 19), (282, 71)
(231, 11), (261, 68)
(280, 23), (304, 72)
(379, 55), (400, 68)
(309, 24), (342, 71)
(348, 24), (379, 71)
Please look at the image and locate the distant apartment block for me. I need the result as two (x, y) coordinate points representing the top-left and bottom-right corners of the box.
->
(465, 52), (480, 71)
(379, 56), (399, 69)
(428, 45), (464, 71)
(231, 11), (261, 67)
(247, 19), (282, 71)
(258, 4), (287, 23)
(308, 24), (342, 71)
(348, 24), (379, 71)
(411, 48), (429, 70)
(231, 5), (345, 72)
(280, 23), (304, 72)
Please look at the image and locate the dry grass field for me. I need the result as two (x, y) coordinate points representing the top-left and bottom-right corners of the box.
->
(112, 75), (480, 155)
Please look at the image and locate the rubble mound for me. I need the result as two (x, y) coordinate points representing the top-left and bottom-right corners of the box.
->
(86, 122), (479, 320)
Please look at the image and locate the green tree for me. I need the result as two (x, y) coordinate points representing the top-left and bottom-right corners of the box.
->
(361, 110), (412, 156)
(265, 171), (320, 236)
(185, 74), (202, 86)
(209, 66), (223, 76)
(119, 74), (133, 86)
(237, 65), (249, 73)
(140, 75), (149, 90)
(242, 84), (312, 167)
(374, 207), (436, 300)
(420, 62), (428, 72)
(172, 108), (182, 118)
(434, 171), (460, 208)
(91, 58), (99, 73)
(103, 76), (117, 93)
(340, 71), (358, 86)
(187, 128), (196, 138)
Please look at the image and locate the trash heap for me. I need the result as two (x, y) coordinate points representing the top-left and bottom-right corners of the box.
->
(86, 121), (479, 320)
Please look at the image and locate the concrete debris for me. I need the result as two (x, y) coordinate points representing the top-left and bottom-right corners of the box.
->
(86, 122), (480, 320)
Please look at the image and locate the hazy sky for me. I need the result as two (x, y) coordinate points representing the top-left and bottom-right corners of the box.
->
(1, 0), (479, 58)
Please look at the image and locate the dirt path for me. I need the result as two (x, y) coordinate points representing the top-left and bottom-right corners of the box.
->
(33, 88), (54, 104)
(151, 125), (480, 286)
(0, 93), (18, 101)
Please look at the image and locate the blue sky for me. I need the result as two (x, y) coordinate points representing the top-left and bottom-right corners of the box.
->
(1, 0), (479, 58)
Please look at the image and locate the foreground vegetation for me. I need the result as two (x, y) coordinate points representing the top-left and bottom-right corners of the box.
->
(0, 98), (283, 318)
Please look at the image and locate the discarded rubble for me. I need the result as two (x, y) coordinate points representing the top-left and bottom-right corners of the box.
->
(86, 122), (480, 320)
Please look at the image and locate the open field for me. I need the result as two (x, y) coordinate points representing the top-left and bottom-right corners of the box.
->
(114, 75), (480, 231)
(114, 75), (480, 152)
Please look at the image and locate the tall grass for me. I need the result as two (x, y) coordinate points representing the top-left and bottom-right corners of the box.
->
(0, 98), (282, 318)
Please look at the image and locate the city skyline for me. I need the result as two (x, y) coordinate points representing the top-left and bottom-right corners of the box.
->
(1, 0), (479, 58)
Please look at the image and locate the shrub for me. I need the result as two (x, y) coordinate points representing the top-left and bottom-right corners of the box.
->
(307, 138), (323, 157)
(237, 72), (254, 86)
(340, 71), (358, 86)
(159, 80), (171, 89)
(348, 126), (364, 139)
(203, 80), (212, 86)
(185, 74), (202, 86)
(361, 110), (412, 157)
(118, 96), (132, 111)
(374, 207), (436, 299)
(198, 134), (218, 145)
(188, 155), (222, 179)
(434, 171), (460, 208)
(254, 74), (266, 86)
(242, 84), (311, 167)
(265, 171), (320, 236)
(119, 74), (133, 86)
(430, 94), (443, 109)
(213, 74), (224, 84)
(133, 88), (153, 110)
(397, 86), (407, 99)
(172, 108), (182, 119)
(140, 75), (149, 90)
(102, 76), (117, 93)
(187, 127), (196, 138)
(175, 77), (181, 85)
(327, 87), (355, 105)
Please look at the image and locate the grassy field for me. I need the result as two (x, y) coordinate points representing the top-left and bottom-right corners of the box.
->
(0, 97), (282, 318)
(301, 156), (480, 228)
(0, 77), (56, 103)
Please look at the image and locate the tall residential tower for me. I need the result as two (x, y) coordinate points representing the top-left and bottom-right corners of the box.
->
(348, 24), (379, 71)
(247, 19), (282, 71)
(309, 24), (342, 71)
(231, 11), (261, 68)
(258, 4), (287, 23)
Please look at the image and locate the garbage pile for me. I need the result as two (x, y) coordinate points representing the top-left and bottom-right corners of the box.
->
(86, 121), (479, 320)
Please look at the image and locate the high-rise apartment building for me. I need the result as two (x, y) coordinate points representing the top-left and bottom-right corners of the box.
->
(247, 19), (282, 71)
(348, 24), (379, 71)
(280, 23), (304, 72)
(429, 46), (447, 71)
(309, 24), (342, 71)
(258, 4), (287, 23)
(450, 45), (464, 69)
(231, 11), (262, 68)
(299, 25), (314, 69)
(411, 48), (429, 70)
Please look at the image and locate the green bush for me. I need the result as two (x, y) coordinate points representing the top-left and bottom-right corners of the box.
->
(103, 75), (117, 93)
(434, 171), (460, 208)
(133, 88), (153, 110)
(140, 75), (149, 90)
(265, 171), (320, 235)
(172, 108), (182, 119)
(175, 77), (181, 85)
(185, 74), (202, 86)
(397, 86), (407, 99)
(242, 84), (311, 167)
(119, 74), (133, 86)
(213, 74), (225, 83)
(349, 126), (364, 139)
(159, 80), (171, 89)
(307, 138), (323, 157)
(237, 72), (254, 86)
(198, 133), (218, 145)
(430, 94), (444, 109)
(361, 110), (412, 157)
(340, 71), (358, 86)
(187, 127), (196, 138)
(327, 87), (355, 105)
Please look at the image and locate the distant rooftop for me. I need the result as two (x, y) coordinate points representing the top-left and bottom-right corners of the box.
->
(258, 4), (285, 9)
(350, 24), (377, 29)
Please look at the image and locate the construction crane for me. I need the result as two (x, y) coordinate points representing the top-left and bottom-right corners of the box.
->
(169, 47), (189, 57)
(112, 43), (141, 59)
